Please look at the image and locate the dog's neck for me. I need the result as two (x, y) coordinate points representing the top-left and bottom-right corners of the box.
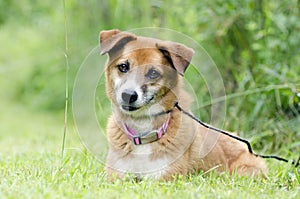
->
(113, 106), (171, 134)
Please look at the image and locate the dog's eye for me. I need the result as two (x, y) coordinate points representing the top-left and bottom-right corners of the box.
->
(117, 62), (130, 73)
(146, 68), (161, 79)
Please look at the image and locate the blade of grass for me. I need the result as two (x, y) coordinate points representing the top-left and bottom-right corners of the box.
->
(61, 0), (69, 161)
(198, 84), (300, 109)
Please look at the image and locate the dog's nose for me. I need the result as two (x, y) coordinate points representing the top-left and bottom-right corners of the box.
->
(121, 90), (138, 104)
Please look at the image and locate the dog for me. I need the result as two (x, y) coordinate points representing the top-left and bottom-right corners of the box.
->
(100, 29), (267, 180)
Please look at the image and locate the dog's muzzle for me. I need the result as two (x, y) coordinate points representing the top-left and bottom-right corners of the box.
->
(122, 89), (138, 104)
(121, 89), (140, 111)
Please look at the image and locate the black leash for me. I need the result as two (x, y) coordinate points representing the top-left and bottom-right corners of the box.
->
(174, 102), (300, 168)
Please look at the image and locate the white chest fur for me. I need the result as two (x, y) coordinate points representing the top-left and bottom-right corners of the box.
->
(107, 144), (170, 180)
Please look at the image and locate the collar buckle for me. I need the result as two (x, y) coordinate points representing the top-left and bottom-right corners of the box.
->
(133, 130), (160, 145)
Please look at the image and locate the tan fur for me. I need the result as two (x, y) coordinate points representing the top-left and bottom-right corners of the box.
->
(100, 30), (267, 181)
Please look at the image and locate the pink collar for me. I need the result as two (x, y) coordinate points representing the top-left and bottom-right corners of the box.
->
(122, 114), (171, 145)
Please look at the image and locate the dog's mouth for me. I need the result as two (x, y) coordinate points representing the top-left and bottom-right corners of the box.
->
(121, 105), (140, 112)
(121, 96), (155, 112)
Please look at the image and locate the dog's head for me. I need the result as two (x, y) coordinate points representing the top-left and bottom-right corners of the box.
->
(100, 29), (194, 117)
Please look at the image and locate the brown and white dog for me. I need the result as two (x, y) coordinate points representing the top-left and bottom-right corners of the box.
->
(100, 29), (267, 180)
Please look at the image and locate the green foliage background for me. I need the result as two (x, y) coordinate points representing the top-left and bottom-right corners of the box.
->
(0, 0), (299, 161)
(0, 1), (299, 198)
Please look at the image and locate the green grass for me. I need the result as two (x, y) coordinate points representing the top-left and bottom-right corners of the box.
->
(0, 101), (299, 199)
(1, 150), (299, 199)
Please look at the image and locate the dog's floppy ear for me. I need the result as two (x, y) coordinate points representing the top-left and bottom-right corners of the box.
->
(100, 29), (137, 55)
(156, 41), (194, 76)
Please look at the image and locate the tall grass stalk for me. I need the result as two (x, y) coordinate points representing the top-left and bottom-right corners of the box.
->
(61, 0), (69, 161)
